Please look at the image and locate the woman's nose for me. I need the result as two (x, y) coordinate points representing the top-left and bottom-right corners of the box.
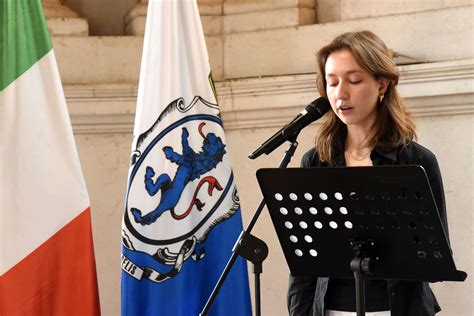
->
(336, 82), (349, 100)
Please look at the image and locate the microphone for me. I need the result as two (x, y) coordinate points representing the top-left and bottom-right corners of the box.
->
(248, 97), (331, 159)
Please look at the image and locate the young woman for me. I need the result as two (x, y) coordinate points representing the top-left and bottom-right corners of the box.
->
(287, 31), (449, 316)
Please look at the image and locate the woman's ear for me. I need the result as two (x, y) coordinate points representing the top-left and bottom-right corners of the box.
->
(378, 78), (389, 95)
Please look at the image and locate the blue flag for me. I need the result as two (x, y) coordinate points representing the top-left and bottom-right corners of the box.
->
(120, 1), (252, 315)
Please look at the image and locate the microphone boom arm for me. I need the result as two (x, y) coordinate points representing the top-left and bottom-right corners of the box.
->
(248, 97), (330, 160)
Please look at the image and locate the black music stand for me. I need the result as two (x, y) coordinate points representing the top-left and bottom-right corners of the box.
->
(256, 166), (467, 316)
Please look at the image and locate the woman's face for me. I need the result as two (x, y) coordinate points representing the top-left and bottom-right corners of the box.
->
(325, 49), (386, 129)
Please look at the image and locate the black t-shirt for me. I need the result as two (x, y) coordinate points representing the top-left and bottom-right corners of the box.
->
(324, 278), (390, 312)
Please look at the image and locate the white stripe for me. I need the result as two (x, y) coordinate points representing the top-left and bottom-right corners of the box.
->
(134, 0), (214, 138)
(0, 50), (89, 275)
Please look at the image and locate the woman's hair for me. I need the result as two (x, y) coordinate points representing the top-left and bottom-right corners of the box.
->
(315, 30), (416, 162)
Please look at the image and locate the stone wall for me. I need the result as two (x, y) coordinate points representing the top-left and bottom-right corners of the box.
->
(317, 0), (472, 23)
(42, 1), (474, 315)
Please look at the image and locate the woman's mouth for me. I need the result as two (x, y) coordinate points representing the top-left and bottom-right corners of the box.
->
(338, 105), (353, 114)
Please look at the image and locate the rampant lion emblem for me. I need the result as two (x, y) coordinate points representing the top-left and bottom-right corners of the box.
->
(131, 122), (226, 225)
(121, 96), (241, 284)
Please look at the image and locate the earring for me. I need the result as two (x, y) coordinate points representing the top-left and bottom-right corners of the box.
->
(379, 94), (385, 104)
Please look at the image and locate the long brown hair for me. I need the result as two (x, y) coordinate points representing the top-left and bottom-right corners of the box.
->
(315, 30), (416, 162)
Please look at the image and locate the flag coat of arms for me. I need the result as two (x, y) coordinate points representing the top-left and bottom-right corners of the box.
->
(121, 1), (251, 315)
(0, 1), (100, 315)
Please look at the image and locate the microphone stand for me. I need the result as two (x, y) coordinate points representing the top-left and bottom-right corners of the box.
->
(200, 134), (300, 316)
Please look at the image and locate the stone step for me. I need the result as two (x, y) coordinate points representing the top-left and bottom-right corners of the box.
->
(223, 5), (474, 78)
(317, 0), (472, 23)
(52, 5), (473, 84)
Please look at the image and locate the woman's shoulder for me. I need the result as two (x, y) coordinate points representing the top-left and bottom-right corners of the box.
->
(301, 147), (321, 167)
(402, 140), (437, 162)
(398, 140), (439, 169)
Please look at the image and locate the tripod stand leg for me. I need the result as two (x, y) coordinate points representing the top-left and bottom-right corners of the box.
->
(350, 241), (372, 316)
(200, 141), (298, 316)
(353, 269), (366, 316)
(254, 264), (261, 316)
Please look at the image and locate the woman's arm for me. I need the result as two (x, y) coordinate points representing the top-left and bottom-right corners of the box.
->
(412, 143), (449, 243)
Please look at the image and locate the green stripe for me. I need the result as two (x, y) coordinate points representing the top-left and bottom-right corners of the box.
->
(1, 0), (52, 91)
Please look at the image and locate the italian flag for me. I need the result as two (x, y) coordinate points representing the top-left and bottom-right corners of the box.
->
(0, 1), (101, 315)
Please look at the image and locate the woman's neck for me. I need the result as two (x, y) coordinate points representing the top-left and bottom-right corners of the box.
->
(345, 125), (372, 150)
(344, 125), (374, 166)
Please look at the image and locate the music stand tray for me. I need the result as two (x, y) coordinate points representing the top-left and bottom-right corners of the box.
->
(256, 166), (466, 282)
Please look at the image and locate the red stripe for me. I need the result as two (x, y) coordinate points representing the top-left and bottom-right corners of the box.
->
(0, 208), (101, 315)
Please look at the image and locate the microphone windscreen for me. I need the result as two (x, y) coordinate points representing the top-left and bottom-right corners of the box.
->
(306, 97), (331, 118)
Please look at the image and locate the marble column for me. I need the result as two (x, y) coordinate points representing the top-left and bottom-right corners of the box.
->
(41, 0), (89, 36)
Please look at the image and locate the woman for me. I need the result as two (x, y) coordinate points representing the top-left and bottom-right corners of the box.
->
(287, 31), (449, 316)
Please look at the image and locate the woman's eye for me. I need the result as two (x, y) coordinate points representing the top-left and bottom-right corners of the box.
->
(327, 82), (337, 87)
(350, 80), (362, 84)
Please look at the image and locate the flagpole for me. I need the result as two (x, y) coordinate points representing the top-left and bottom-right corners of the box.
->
(200, 137), (300, 316)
